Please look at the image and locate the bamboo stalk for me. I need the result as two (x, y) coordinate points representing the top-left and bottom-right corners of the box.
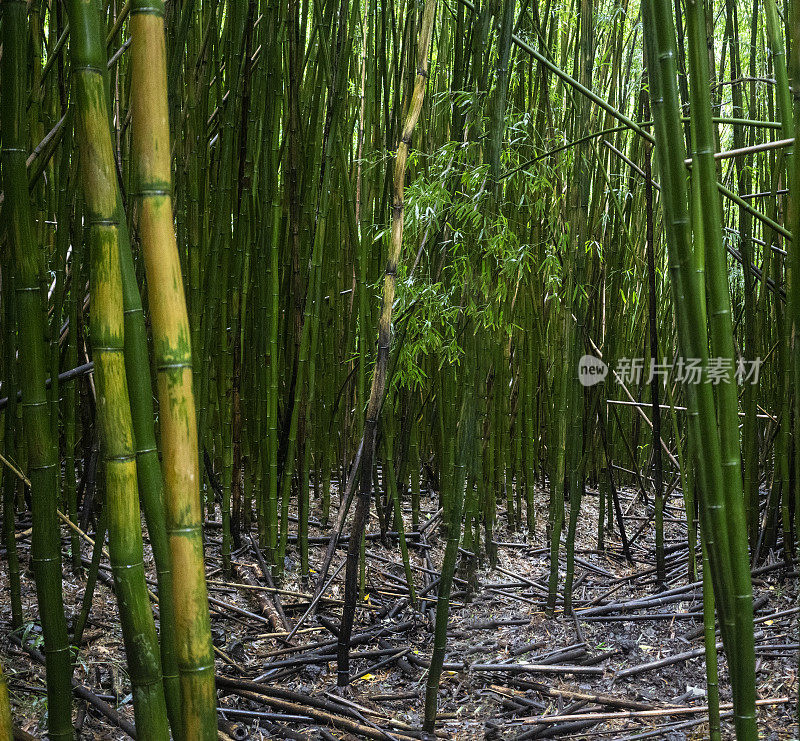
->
(0, 659), (12, 741)
(66, 0), (170, 733)
(128, 1), (216, 735)
(1, 2), (73, 737)
(336, 0), (438, 687)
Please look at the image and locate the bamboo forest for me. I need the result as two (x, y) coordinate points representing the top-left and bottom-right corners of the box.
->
(4, 0), (800, 737)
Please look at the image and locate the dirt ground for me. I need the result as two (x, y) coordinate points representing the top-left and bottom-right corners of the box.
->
(1, 479), (797, 740)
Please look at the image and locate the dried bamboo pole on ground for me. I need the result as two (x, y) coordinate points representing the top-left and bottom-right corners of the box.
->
(517, 697), (789, 725)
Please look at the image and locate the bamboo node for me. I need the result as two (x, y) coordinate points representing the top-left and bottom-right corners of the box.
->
(180, 662), (215, 674)
(130, 4), (165, 16)
(111, 561), (146, 571)
(168, 526), (203, 536)
(127, 675), (165, 688)
(31, 555), (62, 565)
(27, 462), (56, 470)
(105, 454), (137, 463)
(73, 64), (104, 75)
(137, 187), (172, 197)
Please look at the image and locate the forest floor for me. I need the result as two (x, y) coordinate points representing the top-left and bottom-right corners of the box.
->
(1, 479), (797, 740)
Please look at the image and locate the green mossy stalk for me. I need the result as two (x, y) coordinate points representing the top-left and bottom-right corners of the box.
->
(1, 2), (73, 737)
(0, 659), (11, 741)
(67, 0), (170, 733)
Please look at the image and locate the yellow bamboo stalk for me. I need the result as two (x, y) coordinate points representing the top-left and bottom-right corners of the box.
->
(129, 1), (216, 736)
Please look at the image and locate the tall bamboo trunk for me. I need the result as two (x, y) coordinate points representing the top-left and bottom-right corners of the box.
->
(1, 2), (73, 737)
(336, 0), (438, 686)
(66, 0), (170, 734)
(129, 2), (217, 735)
(643, 0), (758, 732)
(119, 223), (182, 735)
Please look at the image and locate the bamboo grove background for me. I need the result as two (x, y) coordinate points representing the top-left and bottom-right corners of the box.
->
(0, 0), (799, 734)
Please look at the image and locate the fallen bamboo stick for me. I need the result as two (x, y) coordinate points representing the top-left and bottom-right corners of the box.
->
(578, 562), (780, 617)
(518, 696), (789, 725)
(471, 663), (603, 675)
(9, 635), (137, 738)
(219, 685), (419, 741)
(350, 648), (412, 682)
(500, 680), (660, 711)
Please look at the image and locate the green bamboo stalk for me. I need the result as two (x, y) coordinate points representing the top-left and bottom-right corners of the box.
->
(787, 0), (800, 573)
(1, 265), (24, 630)
(0, 658), (11, 741)
(337, 0), (438, 686)
(267, 190), (281, 561)
(643, 0), (758, 731)
(727, 0), (759, 551)
(118, 223), (182, 736)
(562, 0), (593, 616)
(684, 0), (757, 725)
(1, 3), (73, 737)
(702, 542), (722, 741)
(764, 0), (793, 144)
(481, 367), (497, 566)
(644, 131), (665, 587)
(545, 239), (570, 615)
(423, 353), (474, 732)
(487, 0), (515, 188)
(67, 0), (170, 733)
(761, 7), (794, 564)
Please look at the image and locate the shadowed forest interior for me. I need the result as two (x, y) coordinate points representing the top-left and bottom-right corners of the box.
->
(1, 0), (800, 737)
